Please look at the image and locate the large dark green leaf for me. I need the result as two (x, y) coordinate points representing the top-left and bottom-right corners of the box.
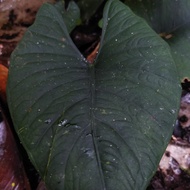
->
(123, 0), (190, 80)
(7, 0), (181, 189)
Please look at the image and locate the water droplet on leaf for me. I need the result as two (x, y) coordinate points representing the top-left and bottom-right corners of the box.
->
(44, 119), (51, 124)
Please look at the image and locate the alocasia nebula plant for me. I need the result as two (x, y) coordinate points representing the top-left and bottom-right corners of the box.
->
(7, 0), (181, 189)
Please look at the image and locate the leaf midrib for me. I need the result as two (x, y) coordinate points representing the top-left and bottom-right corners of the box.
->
(89, 66), (106, 189)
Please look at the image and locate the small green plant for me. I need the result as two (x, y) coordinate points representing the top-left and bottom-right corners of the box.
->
(7, 0), (183, 189)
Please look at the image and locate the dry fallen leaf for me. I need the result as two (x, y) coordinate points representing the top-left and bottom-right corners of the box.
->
(0, 64), (8, 103)
(0, 106), (31, 190)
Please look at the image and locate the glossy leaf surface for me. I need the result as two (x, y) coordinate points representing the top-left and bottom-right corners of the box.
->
(7, 0), (181, 189)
